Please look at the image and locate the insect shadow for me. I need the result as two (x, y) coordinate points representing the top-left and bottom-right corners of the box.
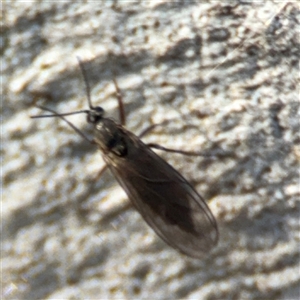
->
(31, 58), (218, 259)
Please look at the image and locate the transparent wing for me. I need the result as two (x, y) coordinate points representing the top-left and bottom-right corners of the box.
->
(103, 132), (218, 258)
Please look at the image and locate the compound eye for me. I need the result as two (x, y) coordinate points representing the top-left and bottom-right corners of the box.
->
(94, 106), (104, 115)
(87, 106), (104, 123)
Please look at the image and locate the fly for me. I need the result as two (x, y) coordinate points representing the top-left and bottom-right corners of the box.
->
(31, 58), (218, 259)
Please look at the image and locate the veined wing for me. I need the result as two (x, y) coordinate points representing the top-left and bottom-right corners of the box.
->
(103, 130), (218, 258)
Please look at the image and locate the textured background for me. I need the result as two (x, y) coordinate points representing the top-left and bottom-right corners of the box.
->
(3, 1), (300, 299)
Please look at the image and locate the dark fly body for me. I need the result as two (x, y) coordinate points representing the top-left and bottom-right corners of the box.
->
(31, 59), (218, 259)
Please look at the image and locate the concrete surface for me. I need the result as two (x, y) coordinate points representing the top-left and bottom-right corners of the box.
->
(2, 1), (300, 299)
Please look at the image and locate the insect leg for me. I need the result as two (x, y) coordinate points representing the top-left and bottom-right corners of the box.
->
(31, 105), (95, 144)
(112, 78), (126, 126)
(146, 143), (212, 157)
(147, 143), (231, 158)
(138, 119), (174, 138)
(93, 165), (109, 181)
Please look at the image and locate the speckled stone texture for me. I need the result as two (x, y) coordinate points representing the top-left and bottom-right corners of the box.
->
(3, 1), (299, 299)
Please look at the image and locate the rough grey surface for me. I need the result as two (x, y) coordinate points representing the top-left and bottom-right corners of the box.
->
(3, 1), (300, 299)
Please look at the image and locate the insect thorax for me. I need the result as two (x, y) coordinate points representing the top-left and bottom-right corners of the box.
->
(95, 118), (128, 157)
